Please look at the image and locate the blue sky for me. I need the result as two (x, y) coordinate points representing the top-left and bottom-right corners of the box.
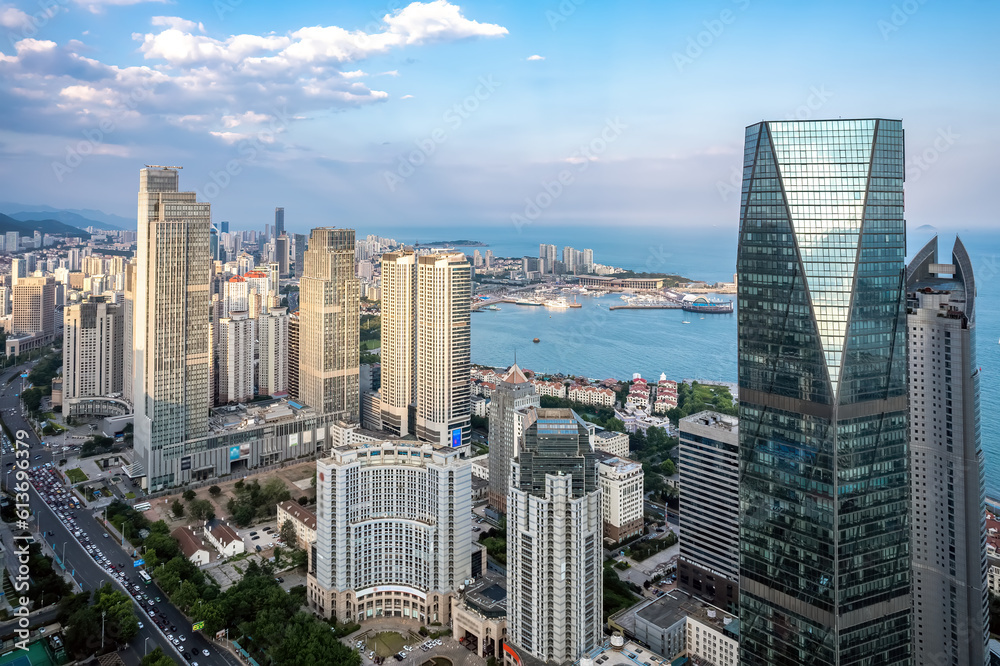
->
(0, 0), (996, 235)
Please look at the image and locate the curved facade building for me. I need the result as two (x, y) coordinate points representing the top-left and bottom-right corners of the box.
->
(308, 440), (472, 624)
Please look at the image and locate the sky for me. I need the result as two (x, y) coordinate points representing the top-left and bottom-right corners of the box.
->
(0, 0), (996, 237)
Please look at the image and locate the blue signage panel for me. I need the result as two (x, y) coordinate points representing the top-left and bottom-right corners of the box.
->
(229, 445), (240, 460)
(451, 428), (462, 448)
(133, 559), (145, 567)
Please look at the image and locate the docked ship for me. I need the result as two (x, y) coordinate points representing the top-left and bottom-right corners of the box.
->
(515, 299), (542, 306)
(544, 298), (571, 308)
(680, 296), (734, 314)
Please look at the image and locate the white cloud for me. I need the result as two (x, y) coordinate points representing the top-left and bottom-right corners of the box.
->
(0, 4), (31, 28)
(378, 70), (400, 77)
(75, 0), (171, 14)
(527, 54), (545, 61)
(221, 111), (272, 128)
(382, 0), (508, 45)
(400, 94), (414, 99)
(150, 16), (204, 33)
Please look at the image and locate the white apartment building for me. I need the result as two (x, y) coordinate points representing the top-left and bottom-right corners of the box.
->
(596, 456), (644, 543)
(414, 252), (471, 448)
(217, 311), (254, 404)
(568, 385), (615, 407)
(591, 430), (630, 458)
(308, 440), (472, 625)
(379, 249), (417, 436)
(62, 298), (125, 415)
(507, 408), (602, 665)
(257, 306), (288, 396)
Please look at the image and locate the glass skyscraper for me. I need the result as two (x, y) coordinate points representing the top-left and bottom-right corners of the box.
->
(737, 119), (911, 665)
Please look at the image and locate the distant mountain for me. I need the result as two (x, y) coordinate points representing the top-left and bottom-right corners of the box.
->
(0, 202), (132, 231)
(0, 212), (91, 238)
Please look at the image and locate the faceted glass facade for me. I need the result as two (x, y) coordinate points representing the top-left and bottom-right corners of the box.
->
(737, 120), (911, 665)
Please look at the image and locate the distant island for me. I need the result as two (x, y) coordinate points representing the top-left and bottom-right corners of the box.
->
(417, 240), (486, 248)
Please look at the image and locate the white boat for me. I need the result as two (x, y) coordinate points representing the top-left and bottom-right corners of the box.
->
(681, 321), (691, 324)
(544, 298), (571, 309)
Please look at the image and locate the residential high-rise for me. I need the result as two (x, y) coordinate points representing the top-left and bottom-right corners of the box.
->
(538, 243), (556, 274)
(293, 233), (306, 278)
(274, 207), (284, 237)
(415, 252), (471, 448)
(258, 306), (289, 397)
(133, 166), (211, 490)
(562, 245), (576, 273)
(62, 298), (125, 415)
(298, 227), (359, 421)
(10, 258), (27, 288)
(276, 234), (290, 277)
(217, 311), (254, 404)
(5, 232), (18, 253)
(507, 407), (602, 664)
(582, 248), (594, 273)
(486, 363), (538, 513)
(307, 440), (472, 623)
(12, 275), (55, 336)
(122, 263), (135, 405)
(223, 275), (249, 315)
(906, 237), (988, 666)
(379, 249), (417, 436)
(288, 311), (300, 401)
(737, 119), (911, 665)
(678, 411), (739, 613)
(596, 454), (644, 544)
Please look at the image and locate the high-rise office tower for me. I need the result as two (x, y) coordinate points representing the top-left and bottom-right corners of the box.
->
(298, 227), (359, 420)
(274, 207), (284, 237)
(133, 167), (211, 490)
(5, 232), (18, 253)
(293, 233), (306, 278)
(678, 411), (739, 613)
(906, 237), (987, 666)
(507, 407), (602, 664)
(62, 298), (125, 415)
(276, 234), (290, 277)
(737, 119), (911, 665)
(379, 249), (417, 436)
(582, 248), (594, 273)
(217, 311), (254, 404)
(220, 220), (229, 234)
(209, 227), (219, 261)
(487, 363), (538, 513)
(12, 275), (55, 336)
(287, 311), (300, 401)
(257, 306), (289, 397)
(415, 252), (471, 448)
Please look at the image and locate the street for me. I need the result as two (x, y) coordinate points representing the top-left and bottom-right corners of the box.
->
(1, 361), (240, 666)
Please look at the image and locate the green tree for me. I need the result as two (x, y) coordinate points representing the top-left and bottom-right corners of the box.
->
(190, 499), (215, 521)
(141, 647), (176, 666)
(183, 489), (196, 501)
(280, 519), (297, 547)
(171, 499), (185, 518)
(209, 485), (222, 497)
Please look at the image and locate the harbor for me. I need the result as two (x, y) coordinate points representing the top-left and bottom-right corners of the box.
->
(608, 291), (733, 314)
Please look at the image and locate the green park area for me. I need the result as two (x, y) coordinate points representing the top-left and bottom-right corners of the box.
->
(65, 468), (88, 483)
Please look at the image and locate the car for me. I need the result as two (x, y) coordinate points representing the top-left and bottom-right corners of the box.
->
(251, 535), (259, 540)
(133, 585), (140, 592)
(137, 621), (144, 629)
(179, 635), (186, 642)
(249, 531), (258, 536)
(182, 652), (190, 660)
(202, 649), (210, 657)
(147, 600), (154, 606)
(170, 625), (177, 632)
(167, 634), (174, 641)
(103, 533), (109, 538)
(172, 638), (181, 646)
